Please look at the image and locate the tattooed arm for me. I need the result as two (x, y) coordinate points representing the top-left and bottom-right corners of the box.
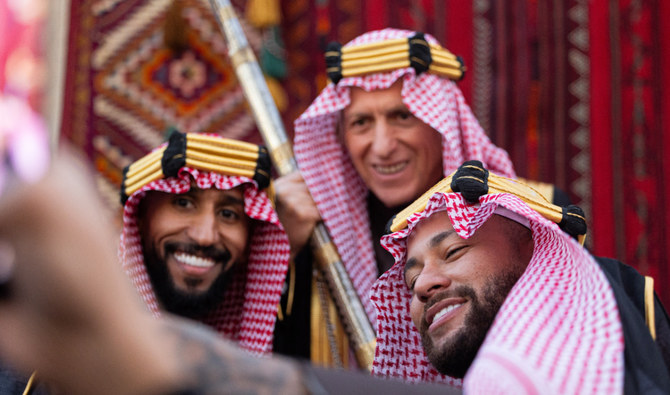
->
(157, 316), (459, 395)
(159, 317), (306, 395)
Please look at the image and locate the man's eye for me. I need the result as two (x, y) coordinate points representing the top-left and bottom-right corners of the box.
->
(408, 276), (417, 292)
(173, 197), (193, 208)
(404, 273), (418, 291)
(347, 117), (369, 131)
(391, 111), (413, 122)
(445, 246), (466, 260)
(218, 208), (240, 221)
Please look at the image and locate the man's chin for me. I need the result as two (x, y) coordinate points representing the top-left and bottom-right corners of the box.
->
(174, 275), (219, 293)
(173, 286), (209, 298)
(145, 258), (234, 319)
(161, 286), (223, 319)
(422, 326), (478, 378)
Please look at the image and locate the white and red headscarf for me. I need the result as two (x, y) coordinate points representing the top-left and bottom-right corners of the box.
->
(293, 28), (516, 321)
(119, 164), (290, 356)
(370, 191), (624, 394)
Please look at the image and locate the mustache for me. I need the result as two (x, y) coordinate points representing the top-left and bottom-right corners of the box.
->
(424, 285), (477, 314)
(164, 242), (232, 264)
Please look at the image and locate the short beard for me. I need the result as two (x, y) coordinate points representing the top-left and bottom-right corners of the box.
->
(143, 242), (234, 319)
(420, 270), (522, 378)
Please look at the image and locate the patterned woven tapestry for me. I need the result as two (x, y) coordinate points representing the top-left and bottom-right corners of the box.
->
(62, 0), (670, 306)
(61, 0), (268, 211)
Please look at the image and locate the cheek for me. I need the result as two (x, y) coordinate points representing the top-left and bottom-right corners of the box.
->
(225, 224), (252, 257)
(343, 134), (368, 165)
(409, 297), (423, 329)
(148, 215), (181, 239)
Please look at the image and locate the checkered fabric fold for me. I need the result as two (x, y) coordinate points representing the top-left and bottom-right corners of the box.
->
(370, 192), (624, 394)
(293, 28), (515, 321)
(119, 165), (290, 355)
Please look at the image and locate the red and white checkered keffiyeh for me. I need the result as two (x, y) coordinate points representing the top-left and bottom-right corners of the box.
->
(370, 192), (624, 394)
(119, 166), (290, 356)
(293, 28), (516, 321)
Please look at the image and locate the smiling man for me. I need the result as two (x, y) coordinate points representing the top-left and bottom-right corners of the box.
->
(370, 164), (670, 393)
(138, 186), (250, 319)
(340, 80), (445, 209)
(404, 211), (533, 379)
(119, 130), (290, 355)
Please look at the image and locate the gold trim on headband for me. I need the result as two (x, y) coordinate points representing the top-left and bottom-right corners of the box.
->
(337, 38), (456, 60)
(122, 133), (271, 201)
(326, 33), (465, 83)
(388, 172), (581, 244)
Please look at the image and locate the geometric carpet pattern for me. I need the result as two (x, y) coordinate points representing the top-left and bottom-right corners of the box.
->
(62, 0), (260, 212)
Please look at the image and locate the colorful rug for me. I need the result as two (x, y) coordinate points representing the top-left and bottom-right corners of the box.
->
(61, 0), (265, 210)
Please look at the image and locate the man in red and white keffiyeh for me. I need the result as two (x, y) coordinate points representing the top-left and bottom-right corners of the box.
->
(274, 28), (515, 362)
(119, 131), (290, 356)
(370, 165), (670, 393)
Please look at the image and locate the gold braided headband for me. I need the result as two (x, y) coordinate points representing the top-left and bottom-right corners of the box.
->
(325, 32), (466, 84)
(121, 130), (272, 204)
(388, 161), (587, 245)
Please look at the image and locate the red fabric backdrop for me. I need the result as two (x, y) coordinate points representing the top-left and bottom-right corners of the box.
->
(61, 0), (670, 306)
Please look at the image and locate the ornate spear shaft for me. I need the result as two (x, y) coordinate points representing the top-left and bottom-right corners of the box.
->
(208, 0), (376, 371)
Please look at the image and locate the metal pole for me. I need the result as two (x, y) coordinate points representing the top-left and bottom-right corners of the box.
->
(208, 0), (376, 371)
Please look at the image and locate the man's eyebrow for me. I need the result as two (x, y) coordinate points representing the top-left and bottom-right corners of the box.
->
(384, 105), (412, 115)
(182, 189), (245, 206)
(342, 110), (369, 121)
(429, 230), (457, 248)
(183, 188), (201, 196)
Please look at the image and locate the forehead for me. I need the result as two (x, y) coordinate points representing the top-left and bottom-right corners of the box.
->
(150, 185), (244, 200)
(344, 80), (405, 113)
(405, 211), (515, 258)
(406, 211), (455, 253)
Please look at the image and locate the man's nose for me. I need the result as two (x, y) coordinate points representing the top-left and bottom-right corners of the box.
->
(413, 261), (451, 304)
(187, 212), (219, 246)
(370, 121), (397, 157)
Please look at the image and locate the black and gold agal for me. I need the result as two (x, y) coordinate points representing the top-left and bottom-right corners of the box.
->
(325, 32), (466, 84)
(388, 160), (587, 245)
(121, 129), (272, 205)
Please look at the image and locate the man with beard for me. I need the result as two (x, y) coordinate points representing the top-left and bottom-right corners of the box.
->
(403, 210), (532, 379)
(119, 130), (290, 355)
(370, 162), (670, 393)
